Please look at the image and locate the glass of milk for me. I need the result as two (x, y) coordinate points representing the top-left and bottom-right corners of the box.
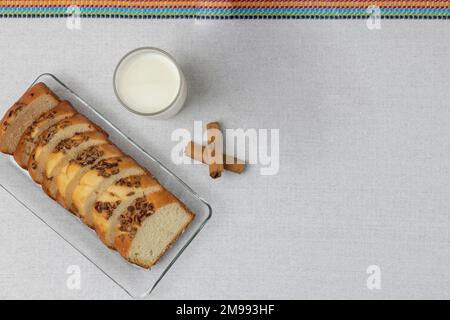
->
(113, 47), (187, 119)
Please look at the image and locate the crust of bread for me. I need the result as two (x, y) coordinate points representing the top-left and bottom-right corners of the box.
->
(0, 82), (60, 154)
(54, 190), (66, 209)
(13, 101), (77, 169)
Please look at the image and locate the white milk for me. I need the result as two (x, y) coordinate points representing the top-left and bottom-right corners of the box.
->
(114, 48), (185, 117)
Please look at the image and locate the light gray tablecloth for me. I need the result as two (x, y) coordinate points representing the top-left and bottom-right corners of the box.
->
(0, 19), (448, 300)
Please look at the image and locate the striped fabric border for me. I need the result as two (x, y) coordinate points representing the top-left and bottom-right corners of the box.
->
(0, 1), (449, 19)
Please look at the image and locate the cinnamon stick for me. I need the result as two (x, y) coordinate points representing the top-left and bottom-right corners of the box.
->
(206, 122), (224, 179)
(185, 141), (245, 174)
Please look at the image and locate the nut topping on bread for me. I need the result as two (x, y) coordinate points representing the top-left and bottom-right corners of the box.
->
(13, 101), (77, 169)
(28, 113), (102, 184)
(54, 133), (90, 153)
(56, 144), (124, 209)
(6, 103), (25, 118)
(91, 174), (163, 249)
(72, 156), (145, 226)
(42, 131), (109, 199)
(73, 145), (105, 166)
(120, 197), (155, 235)
(39, 126), (58, 145)
(116, 176), (144, 188)
(92, 158), (123, 177)
(114, 191), (194, 268)
(95, 200), (122, 219)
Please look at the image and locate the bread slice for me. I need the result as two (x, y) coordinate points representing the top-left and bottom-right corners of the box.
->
(42, 131), (109, 199)
(13, 101), (77, 169)
(56, 144), (124, 209)
(114, 190), (195, 269)
(0, 83), (60, 154)
(71, 156), (145, 226)
(92, 175), (163, 248)
(28, 114), (103, 184)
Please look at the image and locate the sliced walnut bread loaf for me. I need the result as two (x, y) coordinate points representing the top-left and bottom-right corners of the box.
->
(92, 175), (163, 248)
(0, 83), (60, 154)
(0, 83), (196, 269)
(71, 156), (146, 226)
(42, 131), (109, 199)
(13, 101), (77, 169)
(114, 190), (195, 268)
(56, 144), (124, 209)
(28, 113), (105, 184)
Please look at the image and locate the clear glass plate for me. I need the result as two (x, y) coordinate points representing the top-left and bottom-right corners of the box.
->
(0, 73), (212, 299)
